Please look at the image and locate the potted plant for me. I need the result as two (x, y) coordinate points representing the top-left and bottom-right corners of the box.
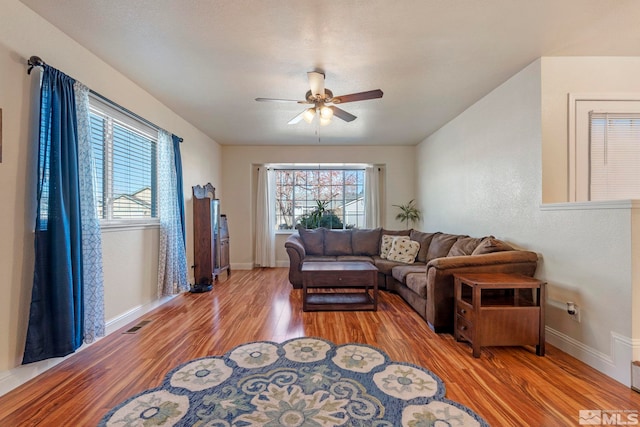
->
(297, 200), (344, 229)
(393, 199), (422, 229)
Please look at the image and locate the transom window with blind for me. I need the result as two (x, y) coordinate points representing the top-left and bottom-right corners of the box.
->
(89, 96), (158, 222)
(570, 97), (640, 202)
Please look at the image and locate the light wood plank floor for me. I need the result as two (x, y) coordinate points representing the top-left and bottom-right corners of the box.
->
(1, 268), (639, 426)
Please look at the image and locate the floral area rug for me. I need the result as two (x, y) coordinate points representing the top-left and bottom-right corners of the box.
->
(99, 337), (489, 426)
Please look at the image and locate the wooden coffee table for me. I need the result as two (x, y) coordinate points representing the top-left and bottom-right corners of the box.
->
(301, 262), (378, 311)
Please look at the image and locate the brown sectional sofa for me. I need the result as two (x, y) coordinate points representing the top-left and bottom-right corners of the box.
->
(285, 227), (539, 333)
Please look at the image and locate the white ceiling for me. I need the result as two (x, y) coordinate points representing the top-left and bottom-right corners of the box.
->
(21, 0), (640, 146)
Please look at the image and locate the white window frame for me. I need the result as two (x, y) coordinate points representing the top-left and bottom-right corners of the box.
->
(89, 94), (160, 228)
(271, 163), (369, 231)
(568, 93), (640, 202)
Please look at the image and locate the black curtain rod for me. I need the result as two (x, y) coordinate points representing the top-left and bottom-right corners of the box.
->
(27, 55), (183, 143)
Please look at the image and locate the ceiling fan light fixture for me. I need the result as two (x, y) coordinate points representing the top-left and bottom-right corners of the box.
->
(320, 105), (334, 120)
(320, 116), (332, 126)
(302, 108), (316, 123)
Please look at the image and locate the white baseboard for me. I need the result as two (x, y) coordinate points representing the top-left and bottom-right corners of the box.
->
(546, 326), (635, 387)
(0, 295), (176, 397)
(230, 262), (256, 270)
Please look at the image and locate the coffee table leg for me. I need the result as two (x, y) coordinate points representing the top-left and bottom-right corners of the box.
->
(373, 272), (378, 311)
(302, 280), (308, 312)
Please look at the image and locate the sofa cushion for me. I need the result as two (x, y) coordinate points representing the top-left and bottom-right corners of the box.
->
(392, 264), (427, 283)
(387, 237), (420, 264)
(351, 228), (382, 256)
(336, 255), (375, 263)
(298, 228), (324, 255)
(410, 230), (436, 263)
(324, 229), (352, 256)
(426, 233), (462, 261)
(382, 229), (412, 237)
(471, 237), (514, 255)
(405, 273), (428, 298)
(303, 256), (337, 262)
(447, 236), (483, 257)
(373, 257), (406, 275)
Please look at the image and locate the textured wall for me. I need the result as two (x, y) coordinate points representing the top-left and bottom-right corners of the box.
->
(416, 60), (634, 384)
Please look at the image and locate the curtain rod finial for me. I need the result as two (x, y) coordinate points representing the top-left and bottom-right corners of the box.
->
(27, 56), (45, 74)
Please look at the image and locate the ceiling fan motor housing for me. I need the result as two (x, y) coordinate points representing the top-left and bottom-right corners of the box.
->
(305, 89), (333, 103)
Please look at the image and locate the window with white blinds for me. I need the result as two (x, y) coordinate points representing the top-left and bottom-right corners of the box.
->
(89, 96), (158, 221)
(589, 113), (640, 201)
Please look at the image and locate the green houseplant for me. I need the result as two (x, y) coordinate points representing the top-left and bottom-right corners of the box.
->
(297, 200), (344, 229)
(393, 199), (422, 229)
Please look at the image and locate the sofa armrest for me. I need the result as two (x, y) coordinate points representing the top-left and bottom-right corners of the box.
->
(285, 233), (306, 288)
(426, 250), (539, 270)
(285, 233), (306, 259)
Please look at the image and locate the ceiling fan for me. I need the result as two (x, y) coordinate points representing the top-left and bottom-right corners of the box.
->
(255, 71), (383, 125)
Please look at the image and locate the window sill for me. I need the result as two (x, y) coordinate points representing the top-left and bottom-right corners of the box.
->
(275, 230), (296, 235)
(101, 220), (160, 232)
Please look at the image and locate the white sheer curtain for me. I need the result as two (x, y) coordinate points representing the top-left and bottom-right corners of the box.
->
(255, 166), (276, 267)
(365, 165), (381, 228)
(157, 130), (189, 295)
(74, 81), (105, 343)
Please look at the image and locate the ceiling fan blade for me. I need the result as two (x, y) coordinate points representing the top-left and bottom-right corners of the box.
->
(288, 110), (308, 125)
(307, 71), (325, 98)
(255, 97), (309, 103)
(332, 89), (383, 104)
(331, 106), (357, 122)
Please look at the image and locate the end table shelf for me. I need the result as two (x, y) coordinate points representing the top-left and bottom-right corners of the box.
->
(453, 272), (546, 358)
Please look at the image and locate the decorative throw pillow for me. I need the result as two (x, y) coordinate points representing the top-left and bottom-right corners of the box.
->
(386, 237), (420, 264)
(379, 234), (397, 259)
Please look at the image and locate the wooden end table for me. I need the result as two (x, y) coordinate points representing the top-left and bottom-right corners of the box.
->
(301, 262), (378, 311)
(453, 272), (546, 358)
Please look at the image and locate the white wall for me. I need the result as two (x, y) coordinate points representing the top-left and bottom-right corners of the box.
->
(221, 145), (416, 268)
(0, 0), (221, 393)
(416, 59), (637, 385)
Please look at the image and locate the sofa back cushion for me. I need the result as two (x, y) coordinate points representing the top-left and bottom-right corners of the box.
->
(410, 230), (436, 263)
(447, 236), (483, 257)
(352, 228), (382, 256)
(324, 229), (353, 256)
(298, 228), (324, 255)
(471, 237), (514, 255)
(382, 229), (412, 237)
(426, 233), (463, 261)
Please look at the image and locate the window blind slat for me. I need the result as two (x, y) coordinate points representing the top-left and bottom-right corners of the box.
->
(89, 102), (157, 220)
(589, 113), (640, 201)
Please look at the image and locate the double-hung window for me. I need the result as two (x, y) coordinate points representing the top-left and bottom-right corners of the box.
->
(89, 96), (158, 223)
(274, 166), (366, 230)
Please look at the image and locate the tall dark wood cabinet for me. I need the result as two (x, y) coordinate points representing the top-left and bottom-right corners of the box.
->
(192, 183), (230, 284)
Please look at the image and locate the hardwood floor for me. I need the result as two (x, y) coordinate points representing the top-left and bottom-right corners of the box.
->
(1, 268), (638, 426)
